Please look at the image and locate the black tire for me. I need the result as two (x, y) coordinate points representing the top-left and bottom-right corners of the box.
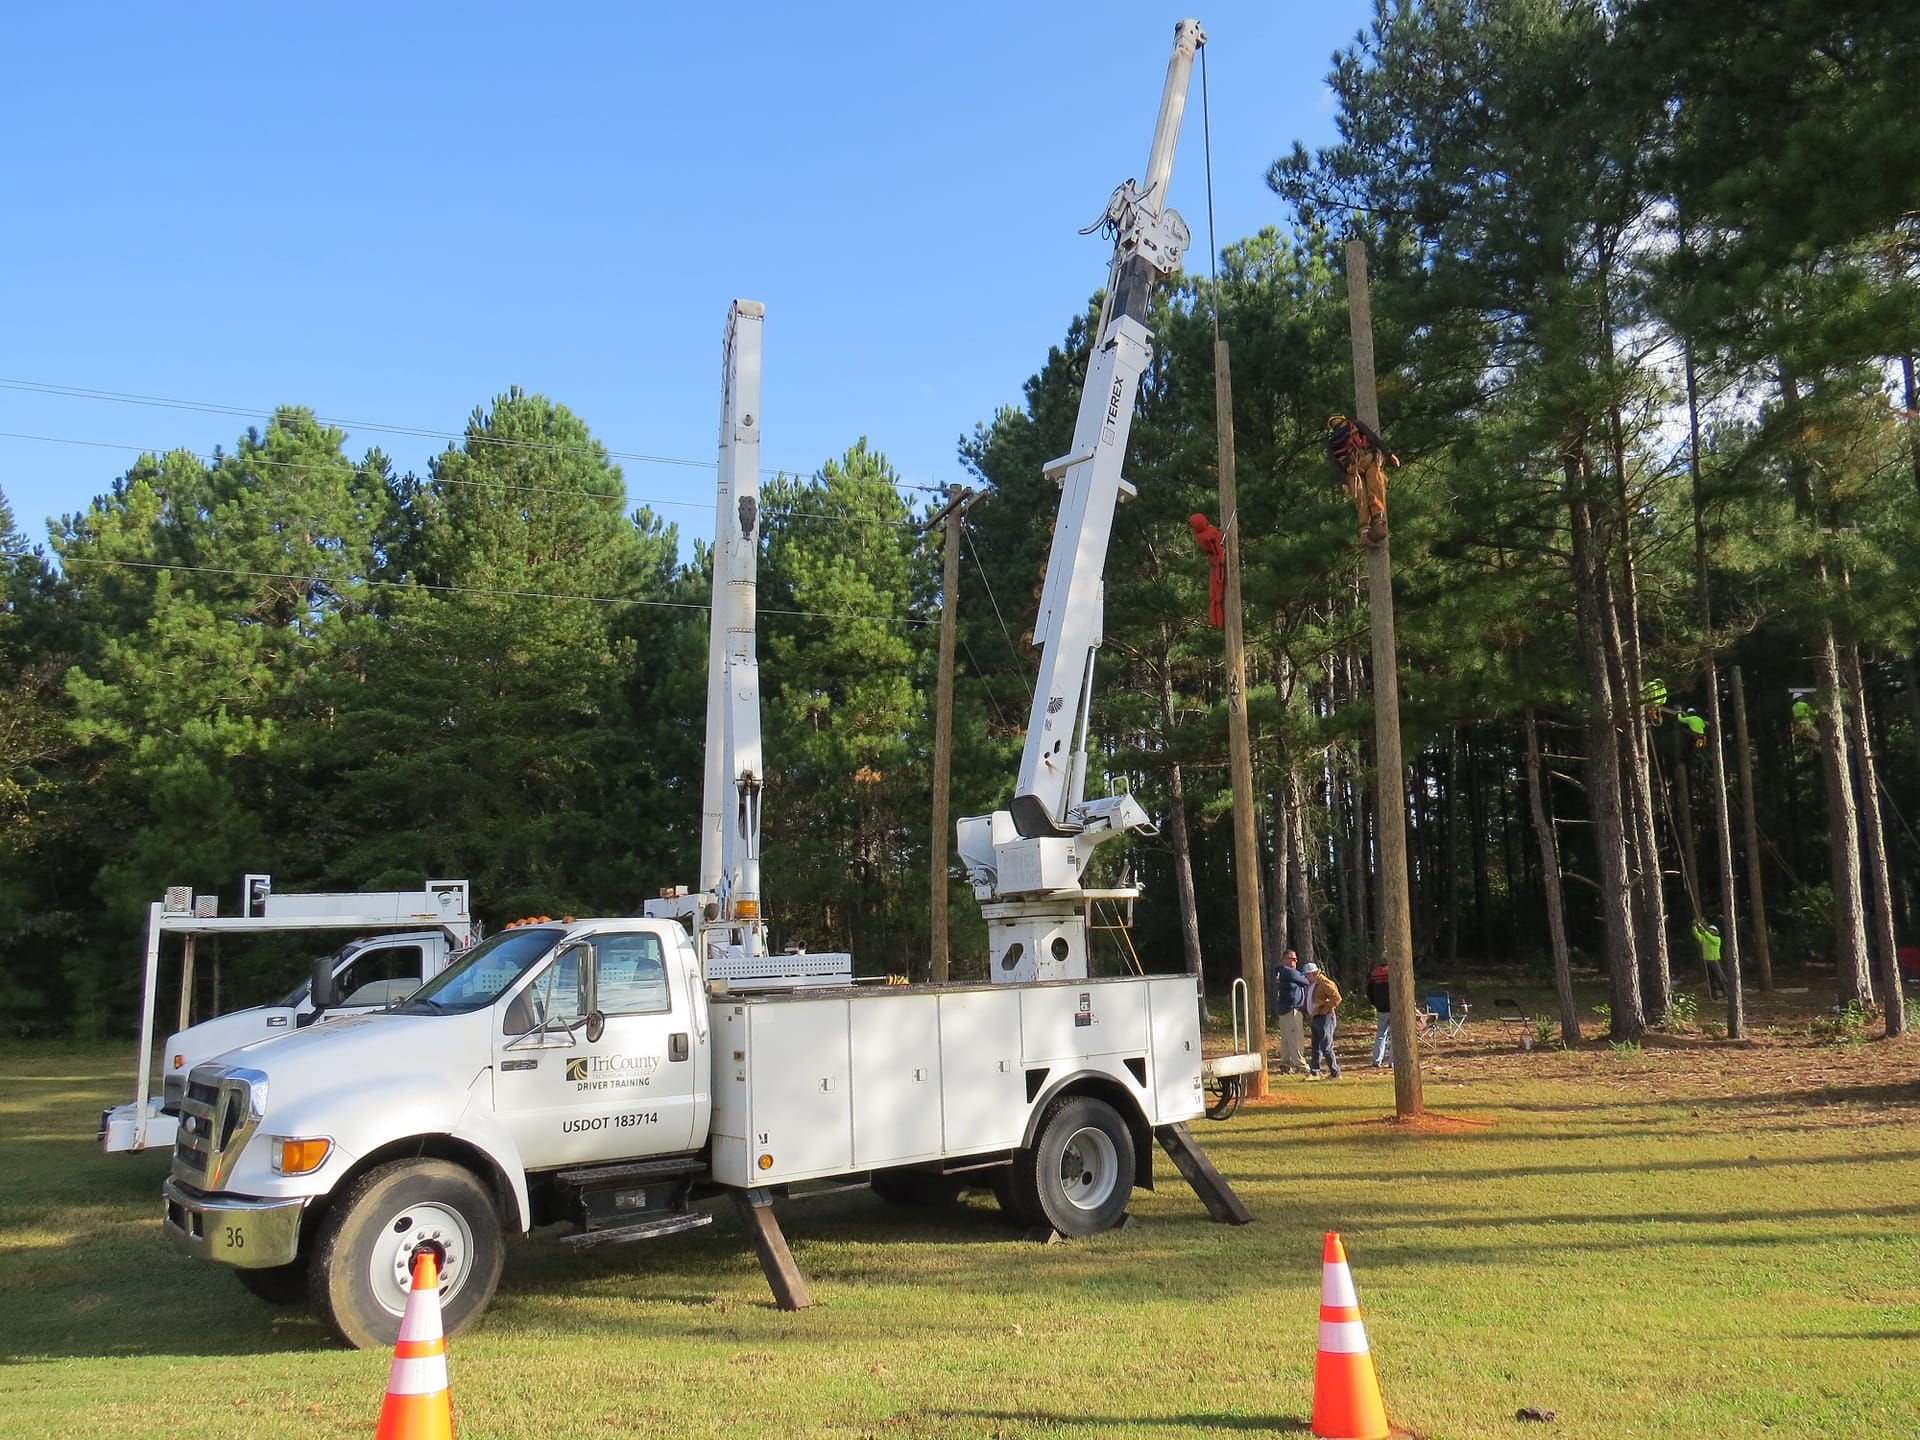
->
(991, 1164), (1043, 1229)
(309, 1158), (505, 1350)
(869, 1168), (965, 1206)
(234, 1261), (309, 1305)
(1017, 1096), (1136, 1238)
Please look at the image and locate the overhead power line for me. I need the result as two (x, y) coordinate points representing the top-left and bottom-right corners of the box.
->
(0, 376), (949, 496)
(59, 554), (937, 628)
(0, 430), (920, 531)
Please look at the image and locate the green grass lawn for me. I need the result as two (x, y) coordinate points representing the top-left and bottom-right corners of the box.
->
(3, 1004), (1917, 1440)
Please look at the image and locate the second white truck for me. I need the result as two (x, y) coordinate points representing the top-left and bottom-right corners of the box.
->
(100, 876), (475, 1154)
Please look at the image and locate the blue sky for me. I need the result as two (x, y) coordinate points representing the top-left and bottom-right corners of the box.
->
(1, 2), (1372, 551)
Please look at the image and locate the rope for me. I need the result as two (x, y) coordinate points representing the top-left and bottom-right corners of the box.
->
(1200, 41), (1220, 343)
(1647, 733), (1701, 919)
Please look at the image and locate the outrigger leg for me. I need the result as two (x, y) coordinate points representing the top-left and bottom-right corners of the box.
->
(1155, 1124), (1253, 1225)
(733, 1187), (813, 1310)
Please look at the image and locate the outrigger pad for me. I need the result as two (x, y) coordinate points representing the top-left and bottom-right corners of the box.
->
(1155, 1123), (1253, 1225)
(732, 1187), (813, 1311)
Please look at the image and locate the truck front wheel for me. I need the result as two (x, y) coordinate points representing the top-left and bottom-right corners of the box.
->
(235, 1261), (309, 1305)
(309, 1158), (505, 1350)
(1013, 1096), (1135, 1238)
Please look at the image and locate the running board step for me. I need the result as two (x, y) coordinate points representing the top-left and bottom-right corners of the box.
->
(552, 1156), (706, 1188)
(559, 1210), (714, 1250)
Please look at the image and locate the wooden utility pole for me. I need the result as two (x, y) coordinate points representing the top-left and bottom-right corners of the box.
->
(1728, 667), (1773, 991)
(926, 483), (972, 984)
(1686, 342), (1743, 1037)
(1214, 338), (1269, 1096)
(1345, 237), (1423, 1119)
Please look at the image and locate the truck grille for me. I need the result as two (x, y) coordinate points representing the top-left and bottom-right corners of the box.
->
(171, 1064), (267, 1190)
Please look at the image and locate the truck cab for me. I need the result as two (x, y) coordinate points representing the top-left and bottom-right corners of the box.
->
(162, 918), (711, 1347)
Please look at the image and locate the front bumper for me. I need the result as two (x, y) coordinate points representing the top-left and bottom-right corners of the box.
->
(162, 1177), (306, 1268)
(99, 1099), (178, 1155)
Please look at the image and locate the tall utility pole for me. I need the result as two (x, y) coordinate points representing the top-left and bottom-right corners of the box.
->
(1728, 666), (1774, 991)
(927, 483), (973, 984)
(1214, 338), (1268, 1096)
(1345, 237), (1423, 1120)
(1685, 344), (1744, 1037)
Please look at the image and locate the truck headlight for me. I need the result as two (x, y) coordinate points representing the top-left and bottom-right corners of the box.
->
(270, 1137), (333, 1175)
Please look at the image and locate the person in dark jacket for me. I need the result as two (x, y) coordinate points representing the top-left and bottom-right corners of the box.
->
(1367, 961), (1393, 1067)
(1272, 950), (1310, 1074)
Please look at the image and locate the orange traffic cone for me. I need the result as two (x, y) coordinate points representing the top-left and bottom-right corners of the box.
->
(375, 1249), (455, 1440)
(1312, 1232), (1391, 1440)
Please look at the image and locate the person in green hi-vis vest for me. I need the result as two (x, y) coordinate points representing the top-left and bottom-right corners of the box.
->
(1692, 920), (1726, 999)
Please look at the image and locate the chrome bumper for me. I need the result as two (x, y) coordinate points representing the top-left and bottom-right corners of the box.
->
(162, 1177), (305, 1268)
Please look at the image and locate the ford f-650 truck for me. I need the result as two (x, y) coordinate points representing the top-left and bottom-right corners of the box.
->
(162, 916), (1219, 1347)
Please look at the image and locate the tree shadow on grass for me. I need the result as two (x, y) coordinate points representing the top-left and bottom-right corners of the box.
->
(1357, 1146), (1920, 1185)
(1, 1186), (1036, 1360)
(937, 1410), (1310, 1434)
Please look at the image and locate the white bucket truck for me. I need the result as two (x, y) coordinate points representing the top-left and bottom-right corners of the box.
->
(100, 875), (474, 1154)
(160, 20), (1250, 1349)
(161, 917), (1226, 1345)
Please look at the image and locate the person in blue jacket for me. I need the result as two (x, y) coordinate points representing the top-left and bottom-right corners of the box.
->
(1271, 950), (1311, 1075)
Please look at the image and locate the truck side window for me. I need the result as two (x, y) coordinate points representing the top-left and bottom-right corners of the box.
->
(337, 945), (425, 1007)
(593, 934), (670, 1015)
(532, 950), (584, 1025)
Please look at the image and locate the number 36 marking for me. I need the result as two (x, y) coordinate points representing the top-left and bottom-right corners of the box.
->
(223, 1226), (245, 1249)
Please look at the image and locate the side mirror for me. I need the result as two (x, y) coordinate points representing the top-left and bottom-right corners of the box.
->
(304, 955), (340, 1025)
(586, 1011), (606, 1045)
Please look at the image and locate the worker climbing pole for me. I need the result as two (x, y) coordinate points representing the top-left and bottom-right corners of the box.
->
(1325, 413), (1399, 548)
(1642, 676), (1668, 725)
(1790, 689), (1818, 742)
(1188, 512), (1226, 628)
(1677, 707), (1707, 751)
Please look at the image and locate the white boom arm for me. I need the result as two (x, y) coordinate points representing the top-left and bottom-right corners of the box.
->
(957, 19), (1203, 983)
(1013, 17), (1203, 840)
(704, 299), (769, 957)
(653, 300), (851, 986)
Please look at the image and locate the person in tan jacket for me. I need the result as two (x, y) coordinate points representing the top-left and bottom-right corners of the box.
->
(1303, 962), (1343, 1079)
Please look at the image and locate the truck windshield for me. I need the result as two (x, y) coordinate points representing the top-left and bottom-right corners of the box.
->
(397, 928), (561, 1014)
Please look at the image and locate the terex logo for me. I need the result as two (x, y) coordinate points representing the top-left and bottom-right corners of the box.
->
(566, 1057), (589, 1082)
(1100, 375), (1127, 447)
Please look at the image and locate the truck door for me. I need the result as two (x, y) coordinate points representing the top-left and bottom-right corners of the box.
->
(333, 942), (427, 1008)
(493, 931), (698, 1171)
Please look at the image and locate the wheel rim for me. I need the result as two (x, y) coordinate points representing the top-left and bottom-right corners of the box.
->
(368, 1201), (475, 1319)
(1055, 1125), (1121, 1212)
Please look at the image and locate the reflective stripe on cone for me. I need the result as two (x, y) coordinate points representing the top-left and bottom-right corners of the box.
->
(376, 1250), (456, 1440)
(1311, 1232), (1391, 1440)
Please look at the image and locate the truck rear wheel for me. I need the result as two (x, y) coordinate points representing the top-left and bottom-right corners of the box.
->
(1014, 1096), (1135, 1237)
(309, 1158), (505, 1350)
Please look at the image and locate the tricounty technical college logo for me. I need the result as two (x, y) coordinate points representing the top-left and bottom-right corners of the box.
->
(566, 1053), (661, 1090)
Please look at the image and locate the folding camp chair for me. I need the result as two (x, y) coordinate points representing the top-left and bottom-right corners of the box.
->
(1423, 991), (1470, 1039)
